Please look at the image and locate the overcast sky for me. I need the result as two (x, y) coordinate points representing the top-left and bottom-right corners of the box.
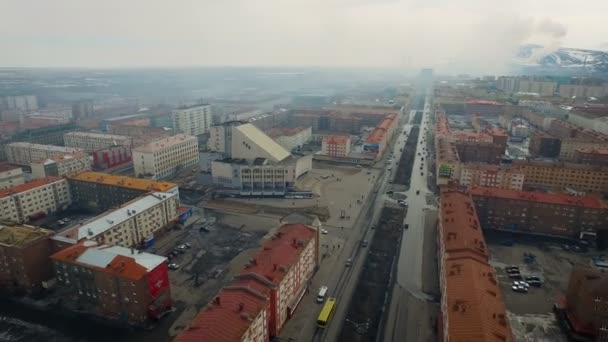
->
(1, 0), (608, 73)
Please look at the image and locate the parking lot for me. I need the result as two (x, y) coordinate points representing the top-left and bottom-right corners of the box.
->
(486, 234), (597, 341)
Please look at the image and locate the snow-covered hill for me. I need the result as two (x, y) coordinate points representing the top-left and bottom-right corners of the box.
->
(514, 44), (608, 74)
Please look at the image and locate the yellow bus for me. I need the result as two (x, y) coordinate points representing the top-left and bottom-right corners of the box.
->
(317, 297), (337, 328)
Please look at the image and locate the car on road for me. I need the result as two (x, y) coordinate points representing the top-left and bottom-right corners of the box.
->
(398, 200), (407, 207)
(356, 164), (362, 168)
(361, 240), (368, 247)
(388, 180), (393, 184)
(321, 229), (329, 234)
(63, 218), (71, 222)
(184, 243), (192, 248)
(168, 263), (180, 270)
(416, 190), (420, 195)
(388, 167), (392, 171)
(511, 285), (528, 293)
(508, 272), (522, 279)
(386, 190), (394, 195)
(404, 223), (409, 229)
(346, 258), (352, 267)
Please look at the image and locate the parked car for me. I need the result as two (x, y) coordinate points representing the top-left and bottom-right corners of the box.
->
(321, 229), (329, 235)
(361, 240), (368, 247)
(508, 273), (523, 280)
(511, 285), (528, 293)
(346, 258), (352, 267)
(416, 190), (420, 195)
(184, 243), (192, 248)
(168, 263), (180, 270)
(386, 190), (394, 195)
(398, 200), (407, 207)
(404, 224), (409, 230)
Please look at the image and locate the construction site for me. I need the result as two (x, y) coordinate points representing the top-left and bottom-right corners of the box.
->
(338, 206), (406, 341)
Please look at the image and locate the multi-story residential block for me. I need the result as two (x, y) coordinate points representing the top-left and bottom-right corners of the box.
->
(437, 189), (513, 342)
(363, 114), (398, 159)
(512, 159), (608, 194)
(496, 76), (557, 97)
(132, 134), (199, 180)
(0, 164), (24, 189)
(559, 139), (608, 161)
(172, 104), (212, 136)
(452, 135), (505, 164)
(31, 153), (91, 179)
(529, 131), (561, 158)
(558, 84), (608, 99)
(64, 132), (133, 153)
(55, 192), (178, 247)
(0, 95), (38, 112)
(321, 135), (351, 157)
(470, 187), (608, 241)
(435, 135), (460, 185)
(5, 142), (84, 166)
(68, 172), (178, 212)
(107, 124), (169, 147)
(557, 266), (608, 341)
(459, 163), (525, 190)
(177, 223), (318, 340)
(265, 126), (312, 151)
(51, 242), (172, 323)
(575, 148), (608, 166)
(0, 177), (72, 223)
(71, 100), (95, 120)
(9, 123), (80, 146)
(92, 145), (133, 171)
(0, 224), (54, 293)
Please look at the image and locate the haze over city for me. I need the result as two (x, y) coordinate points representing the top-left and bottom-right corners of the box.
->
(2, 0), (608, 73)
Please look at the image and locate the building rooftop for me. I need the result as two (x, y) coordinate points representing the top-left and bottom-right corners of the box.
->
(175, 103), (210, 111)
(470, 187), (606, 209)
(443, 258), (512, 342)
(59, 192), (177, 241)
(176, 286), (269, 342)
(51, 241), (167, 281)
(451, 131), (494, 144)
(235, 123), (290, 162)
(0, 177), (64, 199)
(239, 223), (316, 285)
(0, 163), (21, 173)
(576, 148), (608, 156)
(64, 131), (131, 140)
(103, 114), (148, 122)
(322, 135), (350, 145)
(487, 127), (508, 137)
(0, 224), (53, 247)
(466, 99), (503, 106)
(436, 136), (460, 164)
(132, 134), (197, 153)
(7, 142), (84, 153)
(265, 126), (310, 138)
(69, 172), (177, 192)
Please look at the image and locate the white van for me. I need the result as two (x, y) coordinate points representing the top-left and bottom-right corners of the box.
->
(317, 286), (328, 303)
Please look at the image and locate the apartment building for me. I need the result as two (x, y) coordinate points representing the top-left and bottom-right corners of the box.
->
(559, 139), (608, 161)
(266, 126), (312, 151)
(177, 223), (318, 340)
(557, 267), (608, 341)
(5, 142), (84, 166)
(321, 135), (351, 157)
(435, 135), (460, 185)
(513, 159), (608, 194)
(172, 104), (212, 136)
(0, 224), (54, 293)
(64, 132), (133, 153)
(437, 189), (513, 342)
(31, 153), (91, 179)
(575, 148), (608, 167)
(559, 84), (608, 99)
(55, 192), (178, 248)
(0, 177), (71, 223)
(107, 125), (169, 147)
(529, 131), (561, 158)
(470, 187), (608, 240)
(51, 242), (172, 323)
(0, 95), (38, 112)
(496, 76), (557, 97)
(68, 172), (178, 212)
(92, 145), (132, 171)
(0, 164), (24, 189)
(459, 163), (524, 190)
(132, 134), (199, 180)
(363, 114), (398, 159)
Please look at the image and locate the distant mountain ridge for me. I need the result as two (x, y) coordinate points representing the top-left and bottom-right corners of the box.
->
(514, 44), (608, 75)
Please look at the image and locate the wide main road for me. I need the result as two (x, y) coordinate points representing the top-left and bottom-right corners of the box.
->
(312, 108), (412, 342)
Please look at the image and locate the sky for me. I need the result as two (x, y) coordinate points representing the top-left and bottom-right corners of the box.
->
(1, 0), (608, 74)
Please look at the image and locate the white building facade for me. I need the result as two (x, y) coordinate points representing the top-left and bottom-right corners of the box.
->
(5, 143), (84, 166)
(31, 153), (91, 179)
(132, 134), (199, 179)
(0, 177), (71, 223)
(172, 104), (212, 136)
(64, 132), (133, 153)
(0, 165), (25, 190)
(459, 164), (525, 190)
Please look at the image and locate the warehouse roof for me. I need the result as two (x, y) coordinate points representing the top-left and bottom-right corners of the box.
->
(69, 172), (177, 192)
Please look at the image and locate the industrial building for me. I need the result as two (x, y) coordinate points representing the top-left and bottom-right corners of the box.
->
(31, 153), (91, 179)
(176, 223), (318, 341)
(68, 172), (178, 212)
(0, 164), (24, 189)
(132, 134), (199, 180)
(64, 132), (133, 153)
(5, 142), (84, 166)
(55, 192), (178, 248)
(172, 103), (212, 136)
(0, 177), (71, 223)
(437, 189), (513, 342)
(51, 241), (172, 324)
(0, 224), (54, 293)
(556, 266), (608, 341)
(470, 187), (608, 241)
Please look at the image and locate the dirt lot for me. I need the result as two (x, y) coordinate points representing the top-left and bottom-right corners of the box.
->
(486, 235), (597, 341)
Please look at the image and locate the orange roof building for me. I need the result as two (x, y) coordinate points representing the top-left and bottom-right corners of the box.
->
(321, 135), (351, 157)
(176, 223), (318, 340)
(438, 189), (513, 342)
(51, 241), (172, 323)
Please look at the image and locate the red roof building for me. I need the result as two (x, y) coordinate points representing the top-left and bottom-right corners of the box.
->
(176, 223), (318, 340)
